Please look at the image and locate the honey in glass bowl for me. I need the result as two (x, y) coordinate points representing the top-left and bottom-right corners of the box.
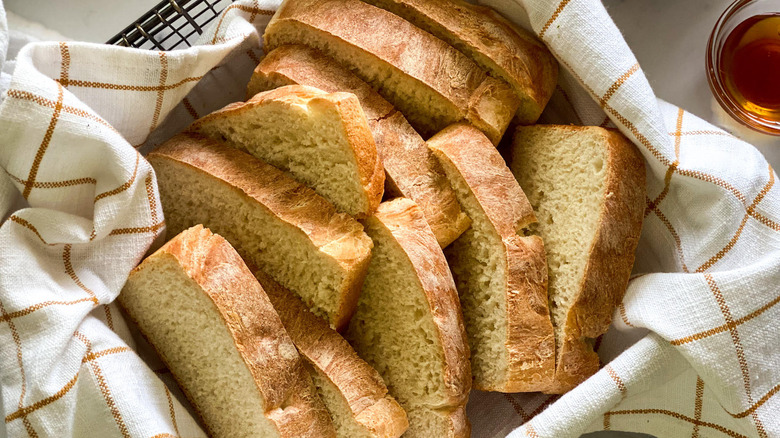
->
(708, 0), (780, 135)
(721, 15), (780, 117)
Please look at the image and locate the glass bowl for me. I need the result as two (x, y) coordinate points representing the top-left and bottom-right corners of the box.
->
(707, 0), (780, 136)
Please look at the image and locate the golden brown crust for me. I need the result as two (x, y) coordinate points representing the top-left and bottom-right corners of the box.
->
(550, 128), (645, 393)
(362, 0), (558, 124)
(509, 125), (646, 394)
(248, 46), (394, 121)
(503, 234), (555, 392)
(191, 84), (384, 219)
(264, 0), (519, 144)
(428, 124), (555, 392)
(120, 225), (336, 437)
(255, 269), (409, 438)
(249, 45), (470, 247)
(429, 124), (536, 233)
(272, 366), (339, 438)
(148, 133), (373, 331)
(371, 198), (472, 411)
(447, 405), (471, 438)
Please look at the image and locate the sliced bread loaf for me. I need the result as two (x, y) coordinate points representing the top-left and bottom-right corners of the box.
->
(190, 84), (383, 219)
(346, 198), (471, 438)
(255, 269), (409, 438)
(264, 0), (520, 144)
(119, 225), (336, 438)
(248, 45), (470, 247)
(148, 133), (373, 331)
(361, 0), (558, 124)
(508, 125), (646, 394)
(428, 123), (555, 392)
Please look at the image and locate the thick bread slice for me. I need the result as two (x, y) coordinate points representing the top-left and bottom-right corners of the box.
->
(118, 225), (336, 438)
(361, 0), (557, 124)
(248, 45), (470, 247)
(428, 123), (555, 392)
(346, 198), (471, 438)
(508, 125), (646, 394)
(190, 85), (383, 219)
(264, 0), (520, 144)
(255, 270), (409, 438)
(148, 133), (373, 331)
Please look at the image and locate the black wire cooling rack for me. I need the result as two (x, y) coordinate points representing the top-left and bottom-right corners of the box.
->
(106, 0), (233, 50)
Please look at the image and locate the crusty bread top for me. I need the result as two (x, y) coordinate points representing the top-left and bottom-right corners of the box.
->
(148, 132), (372, 269)
(371, 198), (471, 406)
(428, 123), (536, 236)
(248, 46), (395, 121)
(134, 225), (298, 410)
(256, 269), (409, 438)
(191, 84), (384, 219)
(264, 0), (519, 144)
(267, 0), (478, 109)
(362, 0), (557, 123)
(248, 45), (471, 247)
(128, 225), (336, 437)
(428, 124), (555, 393)
(510, 125), (646, 393)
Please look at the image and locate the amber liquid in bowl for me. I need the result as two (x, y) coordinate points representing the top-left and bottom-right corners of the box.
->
(719, 14), (780, 122)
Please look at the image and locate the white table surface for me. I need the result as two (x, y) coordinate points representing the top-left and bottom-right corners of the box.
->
(2, 1), (776, 437)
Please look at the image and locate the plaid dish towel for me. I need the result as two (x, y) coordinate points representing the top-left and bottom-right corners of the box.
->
(0, 0), (778, 437)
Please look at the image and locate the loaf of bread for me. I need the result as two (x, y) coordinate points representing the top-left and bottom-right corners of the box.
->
(508, 125), (646, 393)
(362, 0), (557, 124)
(119, 225), (336, 438)
(190, 85), (384, 219)
(346, 198), (471, 438)
(255, 269), (409, 438)
(148, 133), (373, 331)
(428, 123), (555, 392)
(248, 45), (470, 247)
(264, 0), (520, 144)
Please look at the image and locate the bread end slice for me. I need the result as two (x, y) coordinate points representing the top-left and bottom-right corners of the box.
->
(248, 45), (471, 247)
(119, 225), (336, 438)
(347, 198), (471, 437)
(428, 123), (555, 392)
(191, 84), (384, 219)
(256, 269), (409, 438)
(509, 125), (645, 394)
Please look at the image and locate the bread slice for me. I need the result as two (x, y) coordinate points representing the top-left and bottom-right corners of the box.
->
(508, 125), (646, 394)
(118, 225), (336, 438)
(346, 198), (471, 438)
(264, 0), (520, 144)
(428, 123), (555, 392)
(248, 45), (470, 247)
(361, 0), (557, 124)
(255, 269), (409, 438)
(148, 133), (373, 331)
(190, 85), (383, 219)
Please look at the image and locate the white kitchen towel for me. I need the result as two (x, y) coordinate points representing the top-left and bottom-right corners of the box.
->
(0, 1), (777, 438)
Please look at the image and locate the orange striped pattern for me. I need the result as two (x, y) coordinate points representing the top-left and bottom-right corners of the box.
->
(605, 365), (627, 398)
(539, 0), (572, 38)
(692, 377), (705, 438)
(605, 409), (748, 438)
(62, 76), (202, 92)
(0, 3), (263, 436)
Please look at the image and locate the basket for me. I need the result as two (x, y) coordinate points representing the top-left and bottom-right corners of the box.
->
(106, 0), (233, 50)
